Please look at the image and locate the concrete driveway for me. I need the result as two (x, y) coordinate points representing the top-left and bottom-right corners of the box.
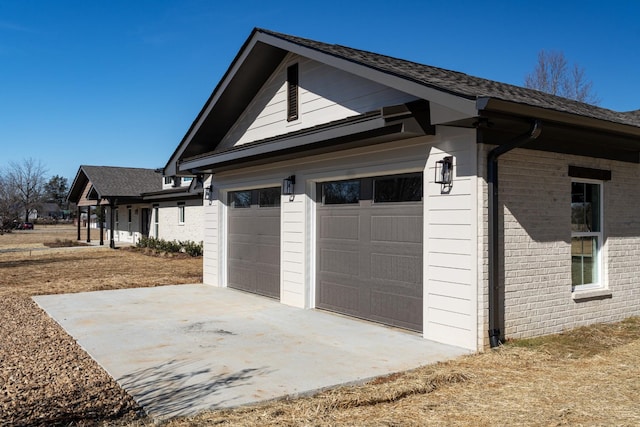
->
(34, 285), (470, 420)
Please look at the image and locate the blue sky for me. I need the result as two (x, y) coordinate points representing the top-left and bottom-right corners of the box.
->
(1, 0), (638, 183)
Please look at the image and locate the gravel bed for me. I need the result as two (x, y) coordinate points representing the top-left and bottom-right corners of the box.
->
(0, 294), (141, 426)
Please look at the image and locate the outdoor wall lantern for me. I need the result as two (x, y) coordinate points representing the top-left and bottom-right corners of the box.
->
(204, 185), (214, 201)
(435, 156), (454, 185)
(282, 175), (296, 195)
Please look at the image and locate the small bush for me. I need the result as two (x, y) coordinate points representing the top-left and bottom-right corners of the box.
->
(136, 236), (203, 257)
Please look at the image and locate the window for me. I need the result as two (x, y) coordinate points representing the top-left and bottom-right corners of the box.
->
(229, 191), (252, 208)
(287, 63), (299, 121)
(571, 180), (602, 289)
(322, 180), (360, 205)
(115, 209), (119, 230)
(259, 188), (281, 207)
(164, 176), (172, 185)
(374, 173), (423, 203)
(178, 203), (185, 224)
(127, 208), (132, 235)
(153, 206), (159, 237)
(183, 177), (193, 182)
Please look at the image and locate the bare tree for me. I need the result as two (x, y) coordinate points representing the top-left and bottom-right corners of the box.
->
(0, 173), (21, 229)
(524, 50), (600, 105)
(6, 158), (48, 223)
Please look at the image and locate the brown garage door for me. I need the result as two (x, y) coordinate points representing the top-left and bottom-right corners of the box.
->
(316, 173), (423, 332)
(228, 187), (281, 299)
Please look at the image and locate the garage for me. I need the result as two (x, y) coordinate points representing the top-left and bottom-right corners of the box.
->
(316, 173), (423, 332)
(227, 187), (281, 298)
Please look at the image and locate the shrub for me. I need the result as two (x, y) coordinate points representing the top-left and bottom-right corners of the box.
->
(136, 236), (203, 257)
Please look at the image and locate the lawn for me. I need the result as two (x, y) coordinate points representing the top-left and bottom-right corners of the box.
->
(1, 225), (639, 426)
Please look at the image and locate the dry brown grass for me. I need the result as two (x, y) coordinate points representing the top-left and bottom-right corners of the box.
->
(2, 225), (639, 426)
(157, 318), (640, 426)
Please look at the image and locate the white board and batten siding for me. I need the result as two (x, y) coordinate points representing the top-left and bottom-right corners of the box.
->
(424, 127), (478, 350)
(218, 53), (419, 150)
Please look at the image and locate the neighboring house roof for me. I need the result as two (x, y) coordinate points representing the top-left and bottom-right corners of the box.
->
(165, 28), (640, 175)
(67, 165), (161, 204)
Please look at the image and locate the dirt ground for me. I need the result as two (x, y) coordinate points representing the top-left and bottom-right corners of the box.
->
(1, 225), (639, 426)
(0, 225), (202, 426)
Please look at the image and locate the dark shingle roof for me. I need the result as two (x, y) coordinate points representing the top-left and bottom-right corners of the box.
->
(78, 165), (161, 198)
(258, 29), (640, 128)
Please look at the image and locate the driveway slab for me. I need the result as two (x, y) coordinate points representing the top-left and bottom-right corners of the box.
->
(34, 285), (470, 419)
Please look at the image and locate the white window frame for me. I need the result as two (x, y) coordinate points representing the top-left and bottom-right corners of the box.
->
(571, 178), (604, 292)
(153, 206), (159, 237)
(128, 208), (132, 235)
(178, 204), (185, 225)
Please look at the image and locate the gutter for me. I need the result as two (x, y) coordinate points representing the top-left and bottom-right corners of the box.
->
(487, 119), (542, 348)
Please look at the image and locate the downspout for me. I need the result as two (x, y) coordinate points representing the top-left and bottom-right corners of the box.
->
(487, 119), (542, 348)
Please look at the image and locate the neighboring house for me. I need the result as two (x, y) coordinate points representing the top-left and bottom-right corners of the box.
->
(37, 202), (63, 219)
(67, 165), (203, 247)
(163, 28), (640, 351)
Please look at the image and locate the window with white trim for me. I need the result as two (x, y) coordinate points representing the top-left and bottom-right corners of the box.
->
(127, 208), (132, 235)
(178, 204), (185, 225)
(571, 180), (602, 290)
(153, 206), (159, 237)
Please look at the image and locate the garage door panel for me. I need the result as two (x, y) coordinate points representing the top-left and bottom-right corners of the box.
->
(371, 215), (422, 243)
(317, 173), (423, 332)
(256, 271), (280, 298)
(228, 266), (255, 292)
(257, 244), (280, 265)
(320, 215), (360, 240)
(228, 187), (281, 299)
(229, 242), (257, 261)
(370, 253), (422, 285)
(317, 280), (360, 314)
(370, 291), (423, 331)
(320, 248), (360, 275)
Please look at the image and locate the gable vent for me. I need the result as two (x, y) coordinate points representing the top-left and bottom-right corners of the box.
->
(287, 63), (299, 122)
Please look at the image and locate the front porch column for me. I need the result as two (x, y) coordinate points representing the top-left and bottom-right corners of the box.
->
(86, 206), (91, 243)
(76, 205), (81, 240)
(99, 205), (105, 246)
(109, 203), (115, 249)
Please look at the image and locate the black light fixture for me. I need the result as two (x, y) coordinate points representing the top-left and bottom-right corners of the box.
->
(435, 156), (454, 185)
(204, 185), (214, 201)
(282, 175), (296, 195)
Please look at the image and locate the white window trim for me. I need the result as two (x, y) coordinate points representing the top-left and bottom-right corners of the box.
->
(128, 208), (132, 236)
(178, 205), (185, 225)
(571, 178), (604, 293)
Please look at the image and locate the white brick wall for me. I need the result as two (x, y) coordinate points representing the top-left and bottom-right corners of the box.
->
(490, 148), (640, 340)
(152, 199), (204, 243)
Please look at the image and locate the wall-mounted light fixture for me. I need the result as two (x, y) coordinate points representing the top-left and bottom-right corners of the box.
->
(435, 156), (454, 185)
(204, 185), (214, 201)
(282, 175), (296, 195)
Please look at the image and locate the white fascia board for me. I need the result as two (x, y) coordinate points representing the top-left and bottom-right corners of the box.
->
(180, 115), (387, 172)
(257, 32), (478, 119)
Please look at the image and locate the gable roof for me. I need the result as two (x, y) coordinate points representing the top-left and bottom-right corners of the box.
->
(165, 28), (640, 175)
(67, 165), (161, 204)
(260, 29), (640, 128)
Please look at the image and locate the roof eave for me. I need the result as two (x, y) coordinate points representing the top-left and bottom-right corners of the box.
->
(478, 97), (640, 138)
(179, 110), (430, 173)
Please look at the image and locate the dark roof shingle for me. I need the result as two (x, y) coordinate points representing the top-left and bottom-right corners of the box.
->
(258, 29), (640, 128)
(79, 165), (161, 198)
